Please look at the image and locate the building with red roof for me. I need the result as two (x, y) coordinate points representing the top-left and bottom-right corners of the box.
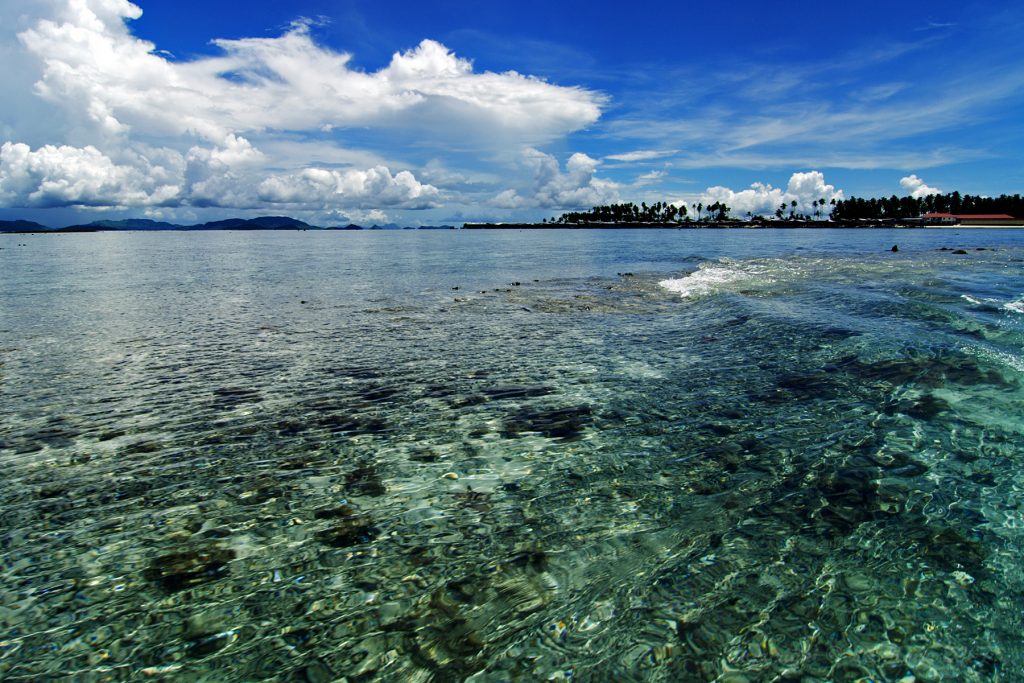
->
(921, 212), (1020, 226)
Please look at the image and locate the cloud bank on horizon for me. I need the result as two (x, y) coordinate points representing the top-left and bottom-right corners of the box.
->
(0, 0), (1021, 225)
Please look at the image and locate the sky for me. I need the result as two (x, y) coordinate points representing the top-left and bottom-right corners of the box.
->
(1, 0), (1022, 227)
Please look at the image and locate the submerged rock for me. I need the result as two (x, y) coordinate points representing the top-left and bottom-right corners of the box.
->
(902, 393), (951, 419)
(144, 546), (236, 591)
(821, 326), (861, 339)
(316, 514), (379, 548)
(313, 504), (359, 520)
(481, 385), (554, 401)
(38, 485), (69, 499)
(235, 475), (288, 505)
(212, 386), (261, 407)
(886, 461), (928, 478)
(815, 467), (885, 535)
(399, 548), (555, 678)
(917, 526), (988, 578)
(838, 353), (1012, 389)
(454, 488), (491, 512)
(346, 462), (386, 496)
(316, 413), (388, 435)
(313, 501), (379, 548)
(121, 439), (163, 455)
(774, 371), (839, 400)
(503, 405), (592, 439)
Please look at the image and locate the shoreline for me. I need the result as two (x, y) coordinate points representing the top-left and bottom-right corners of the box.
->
(4, 223), (1024, 235)
(463, 221), (1024, 230)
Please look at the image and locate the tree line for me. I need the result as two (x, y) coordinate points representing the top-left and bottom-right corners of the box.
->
(547, 200), (732, 224)
(831, 192), (1024, 220)
(546, 191), (1022, 224)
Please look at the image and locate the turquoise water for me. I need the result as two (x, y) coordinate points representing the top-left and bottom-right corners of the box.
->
(1, 228), (1022, 681)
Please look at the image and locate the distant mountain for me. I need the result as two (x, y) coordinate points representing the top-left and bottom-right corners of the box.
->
(85, 219), (182, 230)
(247, 216), (313, 230)
(199, 216), (314, 230)
(0, 219), (50, 232)
(2, 215), (459, 232)
(193, 218), (251, 230)
(75, 216), (318, 231)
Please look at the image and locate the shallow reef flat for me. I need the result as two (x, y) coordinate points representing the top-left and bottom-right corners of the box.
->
(1, 229), (1022, 680)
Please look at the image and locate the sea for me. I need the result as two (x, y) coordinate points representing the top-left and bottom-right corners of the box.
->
(1, 228), (1022, 681)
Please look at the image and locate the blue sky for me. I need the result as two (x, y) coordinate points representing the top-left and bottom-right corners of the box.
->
(1, 0), (1022, 226)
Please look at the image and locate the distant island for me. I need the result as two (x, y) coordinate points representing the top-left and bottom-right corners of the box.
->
(0, 216), (455, 233)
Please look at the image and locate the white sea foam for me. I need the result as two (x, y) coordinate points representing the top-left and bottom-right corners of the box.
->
(962, 294), (1005, 307)
(663, 262), (761, 296)
(1004, 299), (1024, 314)
(659, 260), (776, 298)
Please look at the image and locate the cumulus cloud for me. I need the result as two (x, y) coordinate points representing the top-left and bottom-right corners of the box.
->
(257, 166), (439, 209)
(0, 0), (607, 217)
(0, 136), (438, 212)
(899, 174), (942, 198)
(181, 135), (268, 207)
(493, 149), (619, 209)
(0, 141), (179, 207)
(700, 171), (844, 217)
(17, 0), (603, 144)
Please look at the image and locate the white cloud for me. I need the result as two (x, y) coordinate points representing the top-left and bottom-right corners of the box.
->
(181, 135), (267, 207)
(0, 137), (439, 212)
(635, 170), (666, 186)
(899, 174), (942, 198)
(0, 0), (607, 218)
(493, 149), (620, 209)
(605, 149), (674, 162)
(257, 166), (439, 209)
(360, 209), (390, 224)
(17, 1), (603, 145)
(699, 171), (844, 217)
(0, 141), (179, 207)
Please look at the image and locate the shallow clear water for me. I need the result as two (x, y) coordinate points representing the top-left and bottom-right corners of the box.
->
(1, 228), (1022, 681)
